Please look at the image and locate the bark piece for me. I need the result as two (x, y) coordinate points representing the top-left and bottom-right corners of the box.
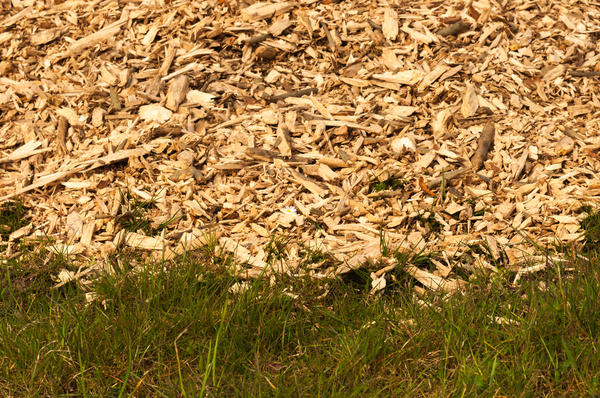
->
(471, 123), (495, 171)
(56, 116), (69, 155)
(437, 21), (470, 37)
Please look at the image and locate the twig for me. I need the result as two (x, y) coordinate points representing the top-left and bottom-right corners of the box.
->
(569, 69), (600, 78)
(446, 186), (463, 199)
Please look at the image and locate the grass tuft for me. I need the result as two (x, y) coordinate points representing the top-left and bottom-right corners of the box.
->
(0, 200), (31, 243)
(579, 206), (600, 252)
(368, 175), (406, 193)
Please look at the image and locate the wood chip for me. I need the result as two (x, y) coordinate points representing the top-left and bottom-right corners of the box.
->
(382, 8), (399, 41)
(461, 84), (479, 118)
(241, 2), (296, 21)
(165, 75), (189, 112)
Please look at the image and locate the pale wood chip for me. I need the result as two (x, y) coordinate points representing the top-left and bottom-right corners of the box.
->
(460, 84), (479, 118)
(115, 231), (167, 251)
(241, 2), (296, 21)
(288, 169), (328, 198)
(382, 8), (399, 41)
(139, 104), (172, 123)
(219, 237), (268, 270)
(401, 24), (436, 44)
(405, 264), (464, 293)
(0, 141), (48, 164)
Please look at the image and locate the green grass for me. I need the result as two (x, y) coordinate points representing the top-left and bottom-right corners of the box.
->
(1, 202), (600, 396)
(0, 200), (30, 246)
(368, 175), (406, 193)
(115, 189), (179, 236)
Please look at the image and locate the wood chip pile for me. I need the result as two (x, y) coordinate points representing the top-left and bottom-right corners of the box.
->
(2, 0), (599, 292)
